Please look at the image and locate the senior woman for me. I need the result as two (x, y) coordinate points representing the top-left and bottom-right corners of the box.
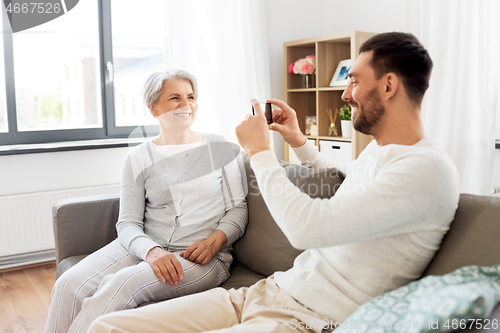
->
(45, 69), (248, 333)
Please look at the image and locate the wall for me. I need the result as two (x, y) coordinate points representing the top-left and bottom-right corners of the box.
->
(263, 0), (407, 159)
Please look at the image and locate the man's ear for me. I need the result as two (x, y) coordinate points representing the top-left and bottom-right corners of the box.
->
(382, 73), (399, 100)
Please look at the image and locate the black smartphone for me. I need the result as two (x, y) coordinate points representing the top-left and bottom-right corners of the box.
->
(252, 102), (273, 124)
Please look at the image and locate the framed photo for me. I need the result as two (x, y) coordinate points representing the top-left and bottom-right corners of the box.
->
(329, 59), (352, 87)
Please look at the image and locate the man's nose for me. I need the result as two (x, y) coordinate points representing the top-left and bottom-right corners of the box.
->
(342, 84), (352, 101)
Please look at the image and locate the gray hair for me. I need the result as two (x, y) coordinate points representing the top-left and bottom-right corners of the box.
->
(142, 69), (198, 106)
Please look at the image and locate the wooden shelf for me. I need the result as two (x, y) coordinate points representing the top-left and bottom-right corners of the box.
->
(287, 86), (347, 92)
(317, 86), (347, 91)
(287, 88), (316, 92)
(283, 31), (376, 162)
(303, 135), (351, 142)
(318, 136), (351, 142)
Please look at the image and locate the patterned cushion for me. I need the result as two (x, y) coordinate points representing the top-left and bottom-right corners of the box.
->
(334, 265), (500, 333)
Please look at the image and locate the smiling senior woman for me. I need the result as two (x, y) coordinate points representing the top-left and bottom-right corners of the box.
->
(45, 69), (248, 333)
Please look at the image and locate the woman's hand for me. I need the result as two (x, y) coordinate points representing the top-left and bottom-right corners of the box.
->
(180, 239), (216, 265)
(146, 247), (184, 285)
(181, 230), (227, 265)
(267, 99), (307, 148)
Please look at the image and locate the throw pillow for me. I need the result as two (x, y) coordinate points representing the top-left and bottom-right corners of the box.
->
(334, 264), (500, 333)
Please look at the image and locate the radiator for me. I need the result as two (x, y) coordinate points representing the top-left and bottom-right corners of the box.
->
(0, 184), (120, 262)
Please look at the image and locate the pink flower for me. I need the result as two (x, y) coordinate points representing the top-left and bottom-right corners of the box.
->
(291, 56), (316, 75)
(302, 62), (313, 74)
(293, 60), (303, 74)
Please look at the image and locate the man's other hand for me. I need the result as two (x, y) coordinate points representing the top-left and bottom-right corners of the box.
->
(267, 99), (306, 148)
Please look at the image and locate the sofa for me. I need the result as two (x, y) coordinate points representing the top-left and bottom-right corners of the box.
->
(53, 157), (500, 332)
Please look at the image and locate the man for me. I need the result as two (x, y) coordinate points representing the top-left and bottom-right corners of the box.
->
(89, 32), (459, 333)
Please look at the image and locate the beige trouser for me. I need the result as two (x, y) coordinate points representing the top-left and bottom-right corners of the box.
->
(88, 276), (333, 333)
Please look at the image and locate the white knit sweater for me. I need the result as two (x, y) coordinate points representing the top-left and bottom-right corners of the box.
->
(250, 138), (459, 322)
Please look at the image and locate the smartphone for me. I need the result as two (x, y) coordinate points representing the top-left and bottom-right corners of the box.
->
(252, 102), (273, 124)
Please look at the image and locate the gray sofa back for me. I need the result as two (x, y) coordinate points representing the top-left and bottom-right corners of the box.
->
(423, 194), (500, 277)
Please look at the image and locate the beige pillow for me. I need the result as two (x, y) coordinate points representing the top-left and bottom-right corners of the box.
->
(232, 156), (344, 277)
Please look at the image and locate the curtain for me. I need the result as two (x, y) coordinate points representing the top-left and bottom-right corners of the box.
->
(408, 0), (500, 195)
(163, 0), (271, 143)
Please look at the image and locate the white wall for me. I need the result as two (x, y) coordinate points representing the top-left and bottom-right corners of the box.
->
(263, 0), (408, 159)
(321, 0), (407, 34)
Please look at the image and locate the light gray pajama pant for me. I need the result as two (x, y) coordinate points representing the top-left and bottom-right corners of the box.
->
(45, 239), (232, 333)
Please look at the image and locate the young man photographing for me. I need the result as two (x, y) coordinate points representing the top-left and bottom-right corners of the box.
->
(89, 32), (459, 333)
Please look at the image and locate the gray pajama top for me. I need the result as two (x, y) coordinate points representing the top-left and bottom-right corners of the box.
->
(117, 133), (248, 261)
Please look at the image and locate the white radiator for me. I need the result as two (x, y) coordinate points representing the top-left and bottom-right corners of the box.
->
(0, 185), (120, 260)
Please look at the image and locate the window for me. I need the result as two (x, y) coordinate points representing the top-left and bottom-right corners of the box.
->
(0, 11), (7, 133)
(13, 0), (102, 132)
(111, 0), (166, 127)
(0, 0), (161, 147)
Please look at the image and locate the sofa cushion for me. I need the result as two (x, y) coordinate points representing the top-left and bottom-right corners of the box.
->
(220, 261), (267, 290)
(57, 254), (88, 279)
(423, 194), (500, 277)
(232, 156), (344, 277)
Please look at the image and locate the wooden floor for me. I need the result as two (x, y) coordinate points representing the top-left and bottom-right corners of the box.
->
(0, 262), (56, 333)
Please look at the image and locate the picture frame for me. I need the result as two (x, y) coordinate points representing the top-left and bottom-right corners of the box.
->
(329, 59), (352, 87)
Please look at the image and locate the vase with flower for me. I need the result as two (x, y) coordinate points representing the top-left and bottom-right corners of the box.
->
(288, 55), (316, 88)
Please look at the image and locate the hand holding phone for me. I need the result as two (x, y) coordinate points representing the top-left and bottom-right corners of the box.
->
(252, 102), (273, 125)
(236, 99), (272, 157)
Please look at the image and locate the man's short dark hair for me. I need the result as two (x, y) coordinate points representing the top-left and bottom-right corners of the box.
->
(360, 32), (433, 105)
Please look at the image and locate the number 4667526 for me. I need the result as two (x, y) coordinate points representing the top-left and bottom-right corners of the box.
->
(444, 319), (498, 330)
(5, 2), (62, 14)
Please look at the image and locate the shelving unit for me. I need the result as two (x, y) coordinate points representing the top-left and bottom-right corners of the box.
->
(284, 31), (376, 162)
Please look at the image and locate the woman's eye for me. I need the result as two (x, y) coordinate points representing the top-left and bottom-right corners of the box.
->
(188, 96), (195, 100)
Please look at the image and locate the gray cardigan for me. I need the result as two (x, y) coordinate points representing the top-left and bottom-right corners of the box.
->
(117, 134), (248, 261)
